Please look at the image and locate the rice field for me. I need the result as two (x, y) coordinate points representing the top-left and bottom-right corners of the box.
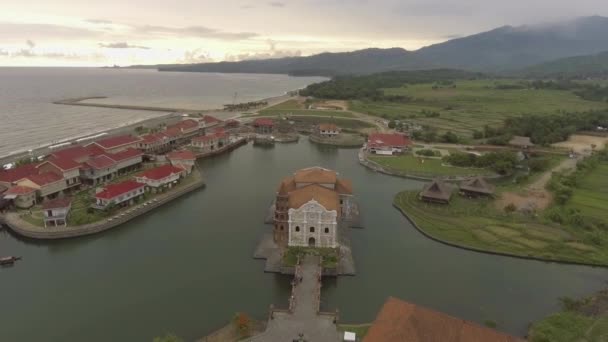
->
(350, 79), (608, 137)
(566, 163), (608, 223)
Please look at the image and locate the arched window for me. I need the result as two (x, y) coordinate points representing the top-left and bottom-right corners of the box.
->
(310, 227), (315, 233)
(280, 225), (284, 231)
(295, 226), (300, 232)
(324, 227), (329, 234)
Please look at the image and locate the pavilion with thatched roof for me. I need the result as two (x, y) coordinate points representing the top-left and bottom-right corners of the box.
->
(509, 136), (534, 149)
(459, 176), (496, 197)
(419, 179), (453, 204)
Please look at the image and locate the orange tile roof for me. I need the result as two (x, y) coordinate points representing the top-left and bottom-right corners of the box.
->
(318, 123), (339, 131)
(5, 185), (36, 195)
(364, 297), (524, 342)
(277, 176), (297, 195)
(336, 178), (353, 194)
(293, 167), (337, 184)
(288, 184), (339, 211)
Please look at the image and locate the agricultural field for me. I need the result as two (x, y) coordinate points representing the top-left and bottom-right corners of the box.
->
(259, 99), (354, 118)
(350, 79), (608, 137)
(368, 154), (493, 178)
(394, 190), (608, 265)
(565, 163), (608, 223)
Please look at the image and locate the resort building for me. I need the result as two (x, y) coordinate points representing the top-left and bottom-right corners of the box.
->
(459, 176), (495, 197)
(253, 118), (274, 135)
(167, 150), (197, 174)
(166, 119), (200, 144)
(366, 133), (412, 155)
(80, 148), (143, 185)
(37, 157), (81, 190)
(315, 123), (340, 138)
(2, 185), (36, 209)
(363, 297), (523, 342)
(0, 163), (39, 188)
(138, 132), (171, 155)
(200, 115), (222, 131)
(274, 167), (353, 248)
(87, 135), (142, 154)
(93, 180), (145, 210)
(135, 164), (184, 192)
(17, 172), (66, 200)
(191, 130), (228, 154)
(420, 179), (453, 204)
(42, 198), (72, 228)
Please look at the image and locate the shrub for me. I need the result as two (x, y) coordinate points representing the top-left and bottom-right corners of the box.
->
(504, 203), (517, 213)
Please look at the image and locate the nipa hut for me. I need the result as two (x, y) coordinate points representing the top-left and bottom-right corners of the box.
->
(459, 176), (495, 197)
(419, 179), (453, 204)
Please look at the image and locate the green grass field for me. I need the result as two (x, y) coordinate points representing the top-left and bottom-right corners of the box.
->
(350, 79), (608, 137)
(259, 99), (355, 118)
(287, 116), (375, 130)
(566, 163), (608, 223)
(368, 154), (493, 177)
(394, 190), (608, 265)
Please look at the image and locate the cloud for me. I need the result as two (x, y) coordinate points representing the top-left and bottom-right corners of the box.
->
(26, 40), (36, 48)
(180, 49), (214, 63)
(225, 39), (302, 61)
(0, 22), (102, 40)
(98, 42), (150, 49)
(268, 1), (285, 7)
(0, 48), (8, 56)
(134, 25), (258, 41)
(442, 34), (463, 40)
(86, 19), (113, 24)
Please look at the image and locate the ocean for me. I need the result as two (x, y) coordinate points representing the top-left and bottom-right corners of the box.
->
(0, 67), (325, 158)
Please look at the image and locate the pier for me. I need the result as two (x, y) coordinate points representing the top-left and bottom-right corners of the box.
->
(53, 97), (211, 113)
(247, 255), (340, 342)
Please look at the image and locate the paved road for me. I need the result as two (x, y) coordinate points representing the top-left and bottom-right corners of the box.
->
(247, 255), (340, 342)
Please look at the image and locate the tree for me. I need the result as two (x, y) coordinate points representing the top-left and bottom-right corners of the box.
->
(441, 131), (459, 143)
(388, 120), (397, 129)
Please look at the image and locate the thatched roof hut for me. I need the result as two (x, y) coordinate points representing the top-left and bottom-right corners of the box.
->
(420, 179), (453, 204)
(509, 136), (534, 148)
(459, 176), (495, 197)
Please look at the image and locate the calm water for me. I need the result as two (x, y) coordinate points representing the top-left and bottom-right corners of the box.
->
(0, 68), (325, 157)
(0, 140), (606, 341)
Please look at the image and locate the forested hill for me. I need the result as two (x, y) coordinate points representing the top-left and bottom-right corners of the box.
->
(151, 16), (608, 77)
(523, 51), (608, 79)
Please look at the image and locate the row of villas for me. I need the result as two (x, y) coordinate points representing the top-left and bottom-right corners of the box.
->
(0, 115), (225, 211)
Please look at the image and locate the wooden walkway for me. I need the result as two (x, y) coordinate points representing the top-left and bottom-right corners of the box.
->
(247, 255), (340, 342)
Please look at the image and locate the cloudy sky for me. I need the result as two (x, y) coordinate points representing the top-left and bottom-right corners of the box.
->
(0, 0), (606, 66)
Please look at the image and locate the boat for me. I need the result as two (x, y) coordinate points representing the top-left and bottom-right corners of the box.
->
(0, 256), (22, 266)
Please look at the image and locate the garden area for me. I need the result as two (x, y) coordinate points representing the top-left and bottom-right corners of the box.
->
(368, 153), (494, 178)
(283, 247), (339, 268)
(258, 99), (354, 118)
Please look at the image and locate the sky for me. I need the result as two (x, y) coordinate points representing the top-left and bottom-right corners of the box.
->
(0, 0), (607, 66)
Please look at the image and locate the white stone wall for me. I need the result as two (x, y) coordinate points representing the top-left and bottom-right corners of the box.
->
(287, 200), (337, 248)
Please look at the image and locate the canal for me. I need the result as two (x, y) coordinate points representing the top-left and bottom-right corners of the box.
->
(1, 139), (606, 341)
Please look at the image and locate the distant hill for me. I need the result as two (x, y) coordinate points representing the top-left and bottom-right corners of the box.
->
(523, 51), (608, 78)
(149, 16), (608, 76)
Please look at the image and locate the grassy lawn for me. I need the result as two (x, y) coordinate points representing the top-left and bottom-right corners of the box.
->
(394, 190), (608, 265)
(369, 153), (493, 177)
(259, 109), (355, 118)
(350, 79), (608, 137)
(288, 116), (375, 130)
(283, 247), (339, 268)
(566, 163), (608, 223)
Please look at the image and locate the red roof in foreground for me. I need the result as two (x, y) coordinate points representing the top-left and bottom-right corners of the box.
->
(85, 155), (116, 170)
(42, 197), (72, 210)
(51, 145), (90, 161)
(106, 148), (143, 162)
(95, 180), (144, 200)
(367, 133), (411, 148)
(167, 150), (196, 161)
(364, 297), (523, 342)
(253, 118), (274, 127)
(5, 185), (36, 195)
(136, 164), (184, 181)
(0, 163), (39, 184)
(93, 135), (141, 149)
(25, 172), (63, 186)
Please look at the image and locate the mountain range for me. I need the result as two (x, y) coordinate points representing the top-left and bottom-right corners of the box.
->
(151, 16), (608, 77)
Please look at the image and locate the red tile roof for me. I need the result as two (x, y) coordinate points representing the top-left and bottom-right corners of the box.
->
(85, 155), (116, 170)
(44, 157), (81, 171)
(201, 115), (222, 125)
(95, 180), (145, 200)
(168, 119), (199, 132)
(367, 133), (411, 148)
(5, 185), (36, 195)
(167, 150), (196, 161)
(136, 164), (184, 181)
(42, 197), (72, 210)
(0, 163), (39, 184)
(364, 297), (523, 342)
(141, 132), (169, 144)
(253, 118), (274, 127)
(24, 172), (63, 187)
(106, 148), (143, 162)
(164, 127), (182, 138)
(93, 135), (141, 150)
(85, 143), (105, 156)
(51, 145), (90, 161)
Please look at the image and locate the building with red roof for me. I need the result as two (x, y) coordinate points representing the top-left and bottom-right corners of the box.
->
(50, 145), (91, 163)
(0, 163), (40, 187)
(94, 180), (145, 210)
(88, 135), (142, 154)
(253, 118), (274, 135)
(191, 130), (229, 153)
(42, 197), (72, 228)
(17, 171), (66, 199)
(37, 158), (81, 189)
(167, 150), (197, 174)
(135, 164), (184, 191)
(200, 115), (222, 129)
(3, 185), (37, 208)
(138, 132), (172, 155)
(165, 119), (201, 143)
(366, 133), (412, 155)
